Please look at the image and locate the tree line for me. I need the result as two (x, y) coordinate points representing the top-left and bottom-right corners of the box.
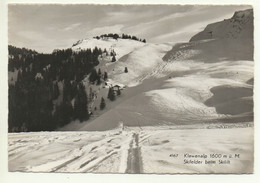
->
(94, 33), (146, 43)
(8, 45), (104, 132)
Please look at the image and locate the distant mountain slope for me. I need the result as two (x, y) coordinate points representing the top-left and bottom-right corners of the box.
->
(163, 38), (253, 62)
(163, 9), (253, 62)
(190, 9), (253, 41)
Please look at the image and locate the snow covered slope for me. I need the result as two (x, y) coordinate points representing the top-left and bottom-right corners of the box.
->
(109, 43), (172, 87)
(72, 37), (172, 87)
(72, 37), (145, 60)
(159, 9), (254, 125)
(73, 9), (254, 131)
(190, 9), (253, 41)
(75, 59), (253, 131)
(9, 124), (253, 173)
(164, 9), (253, 62)
(145, 60), (253, 124)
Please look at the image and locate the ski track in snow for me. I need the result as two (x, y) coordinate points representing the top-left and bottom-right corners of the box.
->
(8, 124), (253, 173)
(8, 130), (144, 173)
(125, 133), (143, 173)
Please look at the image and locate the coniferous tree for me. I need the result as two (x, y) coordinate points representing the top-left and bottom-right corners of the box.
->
(89, 87), (93, 101)
(98, 68), (102, 75)
(63, 79), (72, 102)
(124, 67), (128, 73)
(104, 72), (108, 81)
(96, 75), (101, 85)
(89, 69), (98, 84)
(55, 100), (73, 127)
(73, 95), (80, 119)
(73, 83), (89, 122)
(17, 69), (22, 83)
(107, 87), (111, 99)
(52, 82), (60, 100)
(110, 50), (115, 56)
(112, 55), (116, 62)
(100, 97), (106, 110)
(107, 87), (115, 101)
(117, 89), (121, 96)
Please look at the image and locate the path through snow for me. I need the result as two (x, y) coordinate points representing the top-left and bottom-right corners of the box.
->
(9, 124), (253, 173)
(126, 133), (143, 173)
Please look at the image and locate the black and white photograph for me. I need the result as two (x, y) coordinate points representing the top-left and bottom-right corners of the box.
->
(4, 2), (255, 175)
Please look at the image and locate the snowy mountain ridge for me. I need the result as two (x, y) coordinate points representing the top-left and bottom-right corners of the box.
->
(164, 9), (253, 62)
(72, 37), (145, 60)
(190, 9), (253, 42)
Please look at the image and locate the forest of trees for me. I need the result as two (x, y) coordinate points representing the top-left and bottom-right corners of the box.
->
(8, 45), (105, 132)
(94, 33), (146, 43)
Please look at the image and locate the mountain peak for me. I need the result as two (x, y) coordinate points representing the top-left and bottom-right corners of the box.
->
(189, 9), (253, 42)
(72, 34), (146, 48)
(231, 8), (253, 20)
(71, 35), (146, 60)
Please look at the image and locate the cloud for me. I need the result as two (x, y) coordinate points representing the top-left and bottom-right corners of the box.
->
(124, 6), (246, 43)
(63, 23), (82, 31)
(150, 18), (217, 43)
(150, 12), (237, 43)
(11, 30), (77, 53)
(16, 31), (39, 41)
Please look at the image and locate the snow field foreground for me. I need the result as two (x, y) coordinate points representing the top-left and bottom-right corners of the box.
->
(9, 129), (132, 173)
(8, 126), (253, 173)
(140, 126), (253, 173)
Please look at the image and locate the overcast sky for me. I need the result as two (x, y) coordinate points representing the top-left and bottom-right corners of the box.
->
(8, 4), (251, 53)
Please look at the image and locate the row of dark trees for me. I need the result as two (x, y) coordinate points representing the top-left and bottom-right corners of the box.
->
(8, 46), (104, 132)
(122, 34), (146, 43)
(94, 33), (146, 43)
